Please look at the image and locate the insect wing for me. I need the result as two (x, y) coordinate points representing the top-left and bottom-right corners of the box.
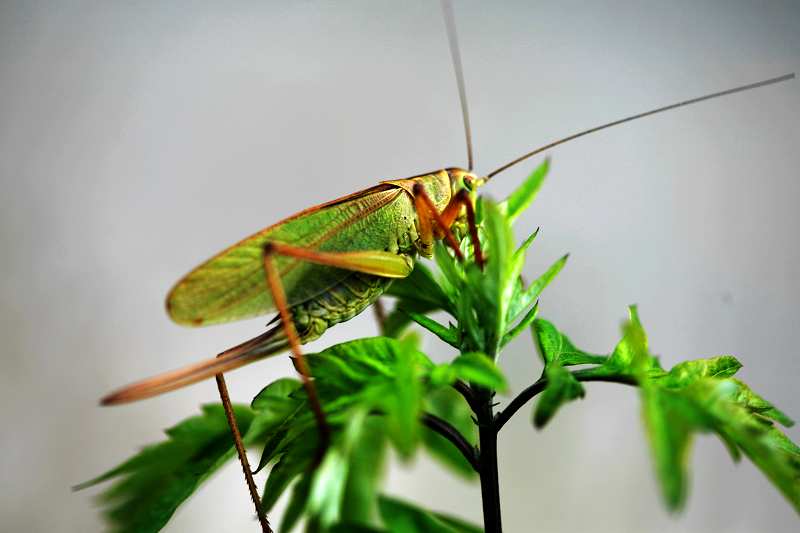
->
(167, 183), (408, 326)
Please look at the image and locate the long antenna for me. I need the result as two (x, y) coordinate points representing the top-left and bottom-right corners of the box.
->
(486, 73), (795, 179)
(441, 0), (474, 171)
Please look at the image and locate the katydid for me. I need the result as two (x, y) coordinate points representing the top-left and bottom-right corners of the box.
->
(98, 3), (794, 531)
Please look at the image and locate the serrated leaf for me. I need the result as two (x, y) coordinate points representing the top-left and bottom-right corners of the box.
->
(531, 318), (606, 366)
(308, 337), (433, 394)
(499, 158), (550, 223)
(77, 404), (267, 533)
(660, 356), (742, 387)
(689, 379), (800, 513)
(727, 378), (794, 427)
(534, 363), (585, 428)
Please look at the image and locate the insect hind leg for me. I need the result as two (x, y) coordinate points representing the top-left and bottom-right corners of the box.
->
(213, 373), (272, 532)
(262, 242), (331, 467)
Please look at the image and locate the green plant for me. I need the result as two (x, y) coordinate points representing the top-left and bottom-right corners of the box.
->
(80, 161), (799, 532)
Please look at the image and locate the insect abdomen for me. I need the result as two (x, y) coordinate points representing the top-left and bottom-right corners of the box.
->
(292, 272), (394, 344)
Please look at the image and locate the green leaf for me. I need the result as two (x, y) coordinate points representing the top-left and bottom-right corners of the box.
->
(508, 253), (568, 323)
(445, 352), (508, 392)
(501, 300), (538, 348)
(308, 447), (349, 526)
(609, 305), (653, 373)
(384, 262), (453, 338)
(251, 377), (303, 412)
(383, 299), (437, 340)
(380, 346), (425, 458)
(688, 379), (800, 513)
(308, 337), (432, 394)
(377, 495), (480, 533)
(406, 310), (459, 347)
(531, 318), (606, 366)
(659, 356), (742, 387)
(727, 378), (794, 427)
(385, 262), (449, 311)
(534, 363), (585, 429)
(280, 475), (313, 533)
(76, 404), (267, 533)
(262, 429), (317, 511)
(341, 416), (388, 526)
(467, 199), (515, 355)
(499, 158), (550, 223)
(640, 384), (703, 510)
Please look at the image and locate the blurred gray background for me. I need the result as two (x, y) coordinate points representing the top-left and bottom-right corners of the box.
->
(1, 1), (798, 531)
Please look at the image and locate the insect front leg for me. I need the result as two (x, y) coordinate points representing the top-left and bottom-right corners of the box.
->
(412, 184), (484, 269)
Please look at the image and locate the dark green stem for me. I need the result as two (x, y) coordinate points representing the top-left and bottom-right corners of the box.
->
(476, 387), (502, 533)
(494, 370), (638, 431)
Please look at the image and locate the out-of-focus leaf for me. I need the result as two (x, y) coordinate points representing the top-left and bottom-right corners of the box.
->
(377, 495), (481, 533)
(727, 378), (794, 427)
(76, 404), (270, 533)
(534, 363), (585, 429)
(280, 475), (313, 533)
(640, 384), (703, 511)
(308, 447), (349, 526)
(659, 356), (742, 386)
(451, 352), (507, 392)
(341, 416), (388, 526)
(498, 158), (550, 223)
(684, 379), (800, 513)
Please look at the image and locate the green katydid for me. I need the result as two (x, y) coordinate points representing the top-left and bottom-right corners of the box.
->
(98, 3), (794, 531)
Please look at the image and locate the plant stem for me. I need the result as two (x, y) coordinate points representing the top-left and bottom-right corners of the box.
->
(476, 388), (502, 533)
(421, 413), (479, 471)
(494, 370), (639, 431)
